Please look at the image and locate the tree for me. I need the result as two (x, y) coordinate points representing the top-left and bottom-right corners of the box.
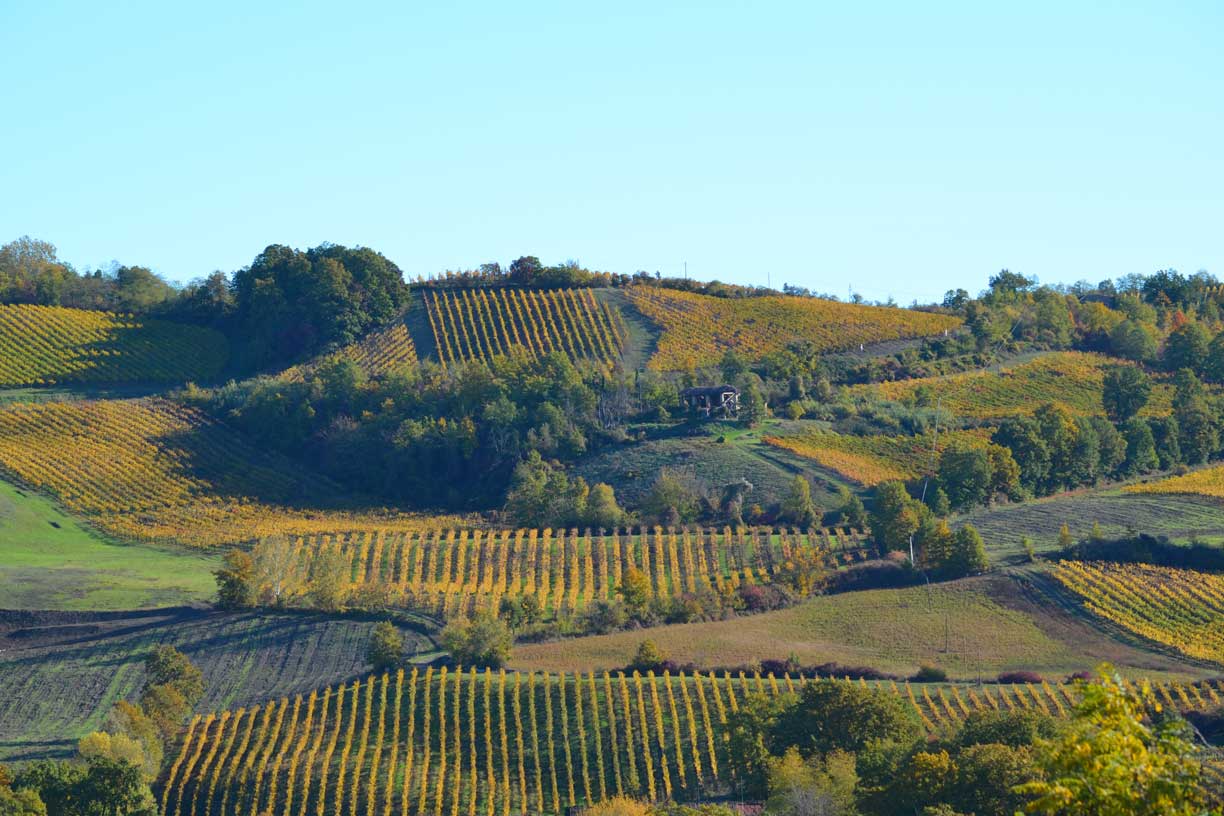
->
(836, 487), (867, 528)
(1121, 417), (1160, 475)
(214, 549), (255, 609)
(231, 243), (409, 368)
(1102, 366), (1151, 422)
(497, 595), (543, 630)
(139, 684), (189, 744)
(1109, 319), (1157, 362)
(1150, 415), (1183, 469)
(440, 612), (512, 668)
(585, 483), (625, 528)
(0, 786), (45, 816)
(366, 621), (404, 672)
(145, 645), (203, 705)
(869, 482), (922, 555)
(627, 640), (667, 673)
(992, 417), (1049, 492)
(780, 476), (818, 527)
(770, 680), (923, 758)
(308, 546), (351, 612)
(250, 535), (306, 607)
(945, 525), (988, 578)
(937, 444), (991, 509)
(740, 380), (769, 427)
(616, 567), (654, 621)
(77, 733), (147, 778)
(1163, 322), (1210, 373)
(764, 747), (857, 816)
(1203, 331), (1224, 383)
(1019, 665), (1210, 815)
(73, 758), (157, 816)
(640, 469), (700, 524)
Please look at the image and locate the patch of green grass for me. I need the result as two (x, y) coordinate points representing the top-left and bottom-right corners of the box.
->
(960, 488), (1224, 565)
(510, 573), (1210, 682)
(573, 423), (851, 510)
(0, 478), (218, 610)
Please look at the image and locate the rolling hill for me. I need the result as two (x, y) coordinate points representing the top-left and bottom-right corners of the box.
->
(0, 304), (228, 387)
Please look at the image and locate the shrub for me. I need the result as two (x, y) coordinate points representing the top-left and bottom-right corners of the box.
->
(996, 670), (1044, 684)
(911, 665), (948, 683)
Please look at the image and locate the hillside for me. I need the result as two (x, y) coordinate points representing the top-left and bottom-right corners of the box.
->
(0, 398), (462, 547)
(282, 525), (869, 621)
(421, 287), (624, 367)
(0, 478), (217, 609)
(0, 608), (432, 762)
(510, 571), (1210, 680)
(0, 304), (228, 386)
(625, 287), (962, 370)
(763, 427), (994, 486)
(859, 351), (1175, 419)
(155, 667), (1224, 816)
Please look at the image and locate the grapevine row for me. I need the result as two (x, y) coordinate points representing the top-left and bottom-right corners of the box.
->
(291, 525), (871, 619)
(160, 670), (1224, 816)
(424, 289), (623, 367)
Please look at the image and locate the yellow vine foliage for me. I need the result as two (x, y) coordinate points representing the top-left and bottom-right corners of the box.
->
(424, 288), (624, 367)
(1053, 561), (1224, 664)
(0, 398), (465, 547)
(625, 286), (961, 370)
(0, 303), (228, 386)
(1125, 465), (1224, 499)
(291, 525), (870, 619)
(863, 351), (1173, 419)
(158, 670), (1224, 816)
(763, 428), (993, 486)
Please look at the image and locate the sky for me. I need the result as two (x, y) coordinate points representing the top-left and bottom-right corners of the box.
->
(1, 1), (1221, 303)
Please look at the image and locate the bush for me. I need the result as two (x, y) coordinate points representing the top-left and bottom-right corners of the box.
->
(440, 612), (513, 669)
(911, 665), (948, 683)
(366, 621), (404, 672)
(996, 670), (1043, 684)
(738, 583), (791, 612)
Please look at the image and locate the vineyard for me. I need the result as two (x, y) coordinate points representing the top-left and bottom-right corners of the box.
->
(288, 526), (870, 620)
(1126, 465), (1224, 500)
(863, 351), (1175, 419)
(0, 398), (459, 547)
(159, 669), (1224, 816)
(1052, 561), (1224, 665)
(423, 289), (624, 367)
(283, 321), (418, 381)
(624, 287), (961, 370)
(763, 428), (992, 486)
(0, 304), (229, 387)
(0, 608), (412, 762)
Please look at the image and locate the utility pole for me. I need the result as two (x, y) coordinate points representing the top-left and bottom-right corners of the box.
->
(684, 261), (688, 280)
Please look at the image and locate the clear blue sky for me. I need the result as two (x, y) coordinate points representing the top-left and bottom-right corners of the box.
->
(2, 1), (1221, 302)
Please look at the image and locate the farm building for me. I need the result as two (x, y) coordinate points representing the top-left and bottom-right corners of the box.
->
(681, 384), (740, 419)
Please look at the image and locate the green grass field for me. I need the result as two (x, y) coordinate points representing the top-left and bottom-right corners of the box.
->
(510, 572), (1210, 682)
(959, 487), (1224, 564)
(0, 478), (217, 610)
(0, 608), (433, 762)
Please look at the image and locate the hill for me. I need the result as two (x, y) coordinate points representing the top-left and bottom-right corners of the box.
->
(0, 608), (432, 762)
(1052, 561), (1224, 665)
(624, 287), (961, 370)
(0, 398), (462, 548)
(421, 288), (624, 367)
(0, 304), (228, 386)
(510, 571), (1210, 681)
(763, 427), (993, 486)
(0, 478), (217, 609)
(859, 351), (1174, 419)
(155, 667), (1224, 816)
(283, 525), (869, 621)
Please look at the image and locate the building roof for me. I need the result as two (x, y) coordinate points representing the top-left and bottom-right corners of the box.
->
(681, 384), (739, 398)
